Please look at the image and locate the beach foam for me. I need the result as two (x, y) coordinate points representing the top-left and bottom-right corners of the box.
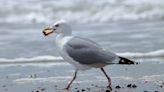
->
(0, 56), (63, 64)
(0, 49), (163, 64)
(0, 0), (164, 24)
(117, 49), (164, 58)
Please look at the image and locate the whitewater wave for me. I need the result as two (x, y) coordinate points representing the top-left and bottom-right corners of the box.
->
(117, 49), (164, 58)
(0, 50), (163, 64)
(0, 0), (164, 24)
(0, 56), (63, 64)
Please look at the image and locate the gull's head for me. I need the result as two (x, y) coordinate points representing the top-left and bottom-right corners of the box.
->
(42, 20), (72, 36)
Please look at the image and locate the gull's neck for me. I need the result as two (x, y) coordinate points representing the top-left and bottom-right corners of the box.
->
(55, 25), (73, 48)
(55, 33), (73, 46)
(56, 33), (71, 40)
(56, 25), (72, 39)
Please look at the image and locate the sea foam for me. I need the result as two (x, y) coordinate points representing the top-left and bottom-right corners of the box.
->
(0, 49), (164, 64)
(0, 56), (63, 64)
(117, 49), (164, 58)
(0, 0), (164, 24)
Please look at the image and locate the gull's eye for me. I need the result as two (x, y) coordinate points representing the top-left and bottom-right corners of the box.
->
(55, 24), (59, 27)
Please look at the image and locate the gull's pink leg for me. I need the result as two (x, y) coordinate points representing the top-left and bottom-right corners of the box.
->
(64, 70), (78, 90)
(100, 68), (112, 90)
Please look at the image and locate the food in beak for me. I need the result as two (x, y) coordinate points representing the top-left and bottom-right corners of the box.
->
(42, 27), (54, 36)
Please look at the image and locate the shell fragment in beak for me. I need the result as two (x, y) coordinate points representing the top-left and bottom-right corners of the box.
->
(42, 27), (54, 36)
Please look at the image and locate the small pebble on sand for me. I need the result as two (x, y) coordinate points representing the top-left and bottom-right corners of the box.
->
(127, 84), (132, 88)
(145, 81), (148, 83)
(81, 89), (85, 91)
(41, 88), (45, 91)
(115, 85), (121, 89)
(86, 88), (90, 90)
(106, 89), (111, 92)
(132, 84), (137, 88)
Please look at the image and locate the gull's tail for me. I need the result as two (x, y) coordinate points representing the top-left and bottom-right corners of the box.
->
(118, 56), (137, 65)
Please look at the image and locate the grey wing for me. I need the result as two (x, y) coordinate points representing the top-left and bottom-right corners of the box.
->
(64, 37), (119, 65)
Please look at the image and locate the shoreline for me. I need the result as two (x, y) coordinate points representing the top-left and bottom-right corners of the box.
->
(0, 61), (163, 92)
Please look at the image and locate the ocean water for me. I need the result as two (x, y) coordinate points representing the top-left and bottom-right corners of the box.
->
(0, 1), (164, 92)
(0, 0), (164, 64)
(1, 0), (164, 24)
(0, 20), (164, 64)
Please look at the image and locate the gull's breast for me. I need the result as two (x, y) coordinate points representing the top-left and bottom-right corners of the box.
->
(56, 36), (91, 70)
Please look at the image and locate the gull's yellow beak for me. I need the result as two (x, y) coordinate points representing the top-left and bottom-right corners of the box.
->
(42, 27), (55, 36)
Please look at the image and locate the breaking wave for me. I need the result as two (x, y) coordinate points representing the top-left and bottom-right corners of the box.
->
(0, 56), (63, 64)
(0, 49), (163, 64)
(117, 49), (164, 58)
(0, 0), (164, 24)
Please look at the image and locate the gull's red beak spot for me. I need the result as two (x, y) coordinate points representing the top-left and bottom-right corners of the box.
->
(42, 27), (55, 36)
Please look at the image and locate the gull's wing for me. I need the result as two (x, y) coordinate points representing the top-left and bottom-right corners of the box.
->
(64, 37), (119, 65)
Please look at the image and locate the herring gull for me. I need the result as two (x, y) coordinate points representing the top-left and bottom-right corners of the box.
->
(42, 20), (135, 90)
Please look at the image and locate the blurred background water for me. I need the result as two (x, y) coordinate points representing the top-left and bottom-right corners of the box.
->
(0, 0), (164, 64)
(1, 0), (164, 24)
(0, 1), (164, 92)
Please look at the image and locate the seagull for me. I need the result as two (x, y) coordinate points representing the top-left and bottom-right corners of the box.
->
(42, 20), (135, 90)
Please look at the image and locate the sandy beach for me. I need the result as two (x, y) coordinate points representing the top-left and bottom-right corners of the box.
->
(0, 59), (164, 92)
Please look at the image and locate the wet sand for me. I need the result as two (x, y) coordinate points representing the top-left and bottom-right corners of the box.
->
(0, 60), (164, 92)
